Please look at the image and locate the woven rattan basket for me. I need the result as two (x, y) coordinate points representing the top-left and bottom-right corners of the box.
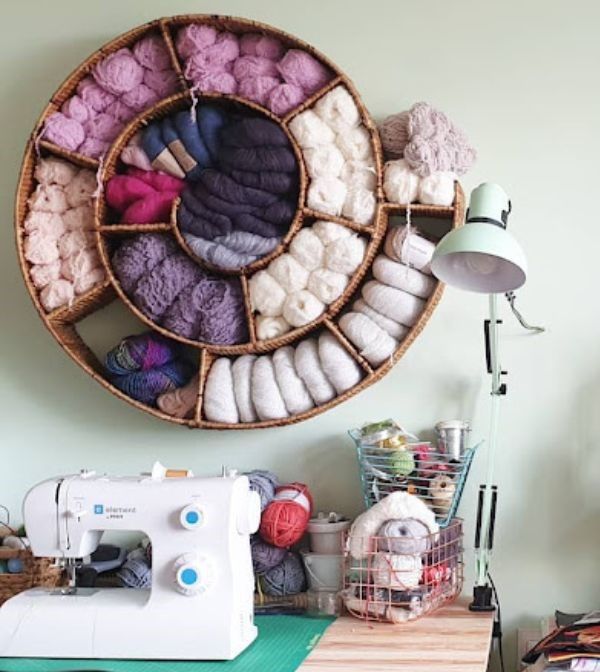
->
(0, 548), (64, 606)
(15, 14), (464, 430)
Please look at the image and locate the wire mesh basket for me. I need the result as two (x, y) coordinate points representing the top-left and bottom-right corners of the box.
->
(349, 424), (478, 527)
(342, 518), (463, 623)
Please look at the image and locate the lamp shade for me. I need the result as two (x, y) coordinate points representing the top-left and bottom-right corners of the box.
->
(430, 183), (527, 293)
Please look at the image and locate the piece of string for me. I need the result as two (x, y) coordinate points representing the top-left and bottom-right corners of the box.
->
(505, 291), (545, 333)
(33, 121), (47, 158)
(92, 154), (105, 199)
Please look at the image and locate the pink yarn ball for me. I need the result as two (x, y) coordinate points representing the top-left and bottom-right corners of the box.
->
(43, 113), (85, 152)
(238, 76), (279, 106)
(61, 96), (91, 124)
(74, 267), (105, 295)
(128, 167), (184, 193)
(40, 279), (74, 311)
(277, 49), (331, 94)
(143, 69), (180, 98)
(24, 231), (60, 265)
(61, 247), (101, 281)
(240, 33), (284, 60)
(193, 71), (237, 95)
(121, 84), (159, 113)
(106, 175), (156, 212)
(233, 55), (279, 80)
(30, 260), (61, 290)
(105, 100), (136, 124)
(34, 158), (77, 187)
(122, 191), (180, 224)
(83, 113), (123, 142)
(24, 211), (66, 239)
(78, 137), (110, 159)
(64, 171), (97, 208)
(132, 34), (172, 72)
(28, 184), (68, 213)
(93, 48), (144, 96)
(63, 205), (94, 231)
(267, 83), (305, 116)
(77, 77), (116, 112)
(58, 230), (95, 259)
(176, 24), (218, 60)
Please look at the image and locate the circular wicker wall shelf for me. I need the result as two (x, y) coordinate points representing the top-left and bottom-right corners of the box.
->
(15, 14), (464, 429)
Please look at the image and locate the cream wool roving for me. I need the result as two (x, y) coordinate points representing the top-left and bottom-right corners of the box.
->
(65, 171), (97, 208)
(30, 260), (61, 290)
(249, 270), (286, 317)
(60, 248), (101, 281)
(312, 220), (351, 246)
(362, 280), (425, 327)
(24, 233), (59, 265)
(336, 126), (373, 162)
(372, 255), (436, 299)
(352, 298), (408, 341)
(294, 338), (336, 405)
(58, 231), (95, 259)
(203, 358), (239, 424)
(307, 268), (347, 304)
(339, 312), (397, 366)
(282, 290), (325, 327)
(342, 186), (376, 225)
(74, 267), (105, 295)
(23, 211), (66, 239)
(303, 144), (345, 179)
(318, 331), (362, 394)
(272, 346), (314, 415)
(63, 205), (94, 231)
(418, 171), (456, 206)
(383, 159), (419, 204)
(40, 279), (74, 312)
(340, 160), (377, 191)
(306, 176), (347, 216)
(289, 110), (335, 148)
(384, 225), (435, 274)
(251, 355), (289, 421)
(289, 228), (325, 271)
(267, 254), (309, 293)
(28, 185), (68, 214)
(34, 157), (78, 187)
(314, 85), (360, 133)
(256, 315), (291, 340)
(232, 354), (258, 423)
(325, 235), (366, 275)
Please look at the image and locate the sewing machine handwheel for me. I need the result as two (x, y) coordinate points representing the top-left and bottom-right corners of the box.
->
(237, 491), (261, 536)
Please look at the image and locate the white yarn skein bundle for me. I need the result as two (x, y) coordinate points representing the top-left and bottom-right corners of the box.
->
(352, 299), (409, 341)
(267, 253), (309, 292)
(289, 110), (335, 148)
(312, 220), (352, 246)
(203, 358), (239, 424)
(273, 346), (315, 415)
(325, 235), (366, 275)
(308, 268), (348, 303)
(251, 356), (289, 421)
(372, 255), (436, 299)
(340, 161), (377, 191)
(294, 339), (336, 405)
(249, 270), (286, 316)
(418, 171), (457, 206)
(307, 176), (347, 216)
(282, 290), (325, 327)
(318, 331), (363, 394)
(303, 144), (345, 179)
(383, 159), (419, 204)
(371, 553), (423, 590)
(342, 186), (377, 225)
(289, 228), (325, 271)
(336, 126), (373, 162)
(232, 355), (258, 423)
(384, 225), (435, 274)
(256, 315), (291, 340)
(362, 280), (425, 327)
(314, 85), (361, 132)
(339, 312), (398, 366)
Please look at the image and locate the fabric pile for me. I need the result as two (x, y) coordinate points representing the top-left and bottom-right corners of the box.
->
(290, 86), (377, 224)
(111, 233), (248, 344)
(24, 157), (106, 311)
(43, 34), (179, 159)
(339, 224), (436, 365)
(249, 220), (366, 338)
(380, 102), (476, 206)
(197, 331), (363, 423)
(175, 25), (333, 116)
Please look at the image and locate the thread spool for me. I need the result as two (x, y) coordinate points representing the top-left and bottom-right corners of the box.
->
(430, 474), (455, 514)
(259, 482), (313, 548)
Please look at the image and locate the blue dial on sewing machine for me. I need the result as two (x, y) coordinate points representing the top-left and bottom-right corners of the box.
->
(180, 504), (204, 530)
(181, 568), (198, 586)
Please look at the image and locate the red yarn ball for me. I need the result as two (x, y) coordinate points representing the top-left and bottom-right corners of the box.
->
(273, 482), (313, 515)
(259, 500), (310, 548)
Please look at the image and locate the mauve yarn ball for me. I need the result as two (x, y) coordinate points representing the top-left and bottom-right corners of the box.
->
(251, 536), (286, 574)
(111, 233), (178, 294)
(259, 551), (306, 596)
(246, 470), (280, 510)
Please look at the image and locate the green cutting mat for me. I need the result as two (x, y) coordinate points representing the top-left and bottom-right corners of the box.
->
(0, 615), (334, 672)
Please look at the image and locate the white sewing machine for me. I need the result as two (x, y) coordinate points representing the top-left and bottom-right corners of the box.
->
(0, 465), (261, 660)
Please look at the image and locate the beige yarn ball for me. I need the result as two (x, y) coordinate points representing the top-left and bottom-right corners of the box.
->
(379, 111), (410, 159)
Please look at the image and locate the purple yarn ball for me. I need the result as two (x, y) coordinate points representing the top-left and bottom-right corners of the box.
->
(109, 359), (194, 406)
(105, 332), (177, 375)
(251, 536), (286, 575)
(246, 470), (279, 510)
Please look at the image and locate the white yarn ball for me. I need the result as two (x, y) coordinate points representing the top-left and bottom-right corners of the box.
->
(294, 339), (336, 405)
(249, 270), (286, 317)
(307, 177), (347, 216)
(352, 299), (409, 341)
(384, 225), (435, 274)
(383, 159), (419, 204)
(3, 535), (29, 550)
(268, 254), (309, 293)
(308, 268), (348, 304)
(204, 358), (239, 424)
(418, 171), (457, 206)
(340, 160), (378, 191)
(289, 228), (325, 271)
(335, 126), (373, 162)
(312, 220), (352, 246)
(30, 260), (61, 290)
(256, 315), (292, 340)
(342, 186), (377, 225)
(40, 278), (74, 311)
(273, 346), (315, 415)
(318, 331), (363, 394)
(232, 355), (257, 423)
(372, 255), (436, 299)
(325, 235), (366, 275)
(282, 290), (325, 327)
(303, 144), (345, 179)
(34, 157), (78, 186)
(314, 85), (361, 132)
(362, 280), (425, 327)
(289, 110), (335, 148)
(74, 267), (105, 295)
(339, 312), (398, 366)
(251, 356), (289, 421)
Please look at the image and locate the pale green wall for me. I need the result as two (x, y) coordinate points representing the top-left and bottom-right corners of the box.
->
(1, 1), (599, 670)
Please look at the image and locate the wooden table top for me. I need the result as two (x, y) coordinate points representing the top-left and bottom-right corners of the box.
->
(300, 597), (494, 671)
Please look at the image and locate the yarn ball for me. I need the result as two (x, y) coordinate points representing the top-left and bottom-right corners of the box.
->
(256, 315), (291, 340)
(77, 77), (116, 112)
(246, 469), (280, 510)
(43, 113), (84, 152)
(268, 83), (305, 116)
(105, 332), (177, 375)
(3, 536), (28, 550)
(7, 558), (24, 574)
(251, 536), (286, 574)
(277, 50), (331, 95)
(259, 551), (307, 596)
(379, 111), (410, 159)
(383, 159), (420, 204)
(117, 556), (152, 589)
(110, 360), (194, 406)
(376, 519), (430, 555)
(389, 449), (416, 477)
(93, 48), (145, 95)
(260, 496), (310, 548)
(133, 34), (172, 72)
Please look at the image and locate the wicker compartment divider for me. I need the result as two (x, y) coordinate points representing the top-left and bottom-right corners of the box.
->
(15, 14), (464, 430)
